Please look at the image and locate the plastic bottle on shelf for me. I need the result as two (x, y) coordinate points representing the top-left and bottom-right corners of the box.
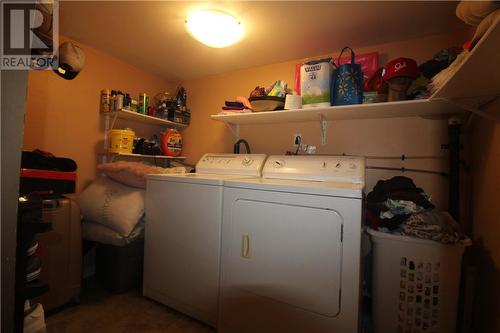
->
(130, 99), (138, 112)
(123, 93), (131, 109)
(116, 91), (124, 110)
(100, 89), (111, 112)
(139, 93), (148, 114)
(161, 129), (182, 157)
(110, 90), (117, 111)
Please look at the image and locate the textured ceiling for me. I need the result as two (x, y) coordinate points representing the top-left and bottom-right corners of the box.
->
(60, 1), (464, 81)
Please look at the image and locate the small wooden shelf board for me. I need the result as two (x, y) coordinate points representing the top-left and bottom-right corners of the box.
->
(104, 109), (188, 129)
(106, 152), (186, 160)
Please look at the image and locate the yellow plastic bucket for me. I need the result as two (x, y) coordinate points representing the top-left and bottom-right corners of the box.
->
(108, 129), (135, 153)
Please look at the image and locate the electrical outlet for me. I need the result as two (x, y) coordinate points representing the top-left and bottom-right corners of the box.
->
(293, 134), (302, 147)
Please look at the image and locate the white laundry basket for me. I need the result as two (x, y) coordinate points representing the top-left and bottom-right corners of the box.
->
(367, 228), (466, 333)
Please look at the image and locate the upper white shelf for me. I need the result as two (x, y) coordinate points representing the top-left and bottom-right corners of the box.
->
(430, 19), (500, 100)
(104, 109), (188, 129)
(211, 19), (499, 126)
(211, 99), (461, 125)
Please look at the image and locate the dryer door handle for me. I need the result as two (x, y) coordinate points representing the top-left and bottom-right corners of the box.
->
(242, 234), (250, 258)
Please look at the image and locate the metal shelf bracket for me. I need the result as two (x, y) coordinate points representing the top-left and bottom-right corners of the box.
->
(102, 113), (119, 163)
(319, 113), (328, 146)
(224, 122), (240, 141)
(440, 97), (500, 123)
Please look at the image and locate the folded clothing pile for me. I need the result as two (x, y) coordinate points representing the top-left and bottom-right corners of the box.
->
(366, 176), (470, 245)
(22, 149), (77, 172)
(366, 176), (435, 231)
(402, 210), (471, 246)
(218, 96), (253, 115)
(20, 149), (78, 195)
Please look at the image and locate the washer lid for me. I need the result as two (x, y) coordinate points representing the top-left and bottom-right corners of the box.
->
(263, 155), (365, 184)
(195, 153), (267, 177)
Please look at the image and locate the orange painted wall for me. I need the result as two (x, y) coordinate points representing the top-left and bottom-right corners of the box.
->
(468, 100), (500, 332)
(23, 37), (176, 192)
(181, 30), (468, 209)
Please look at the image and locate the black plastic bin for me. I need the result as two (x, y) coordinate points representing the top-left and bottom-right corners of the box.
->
(95, 239), (144, 294)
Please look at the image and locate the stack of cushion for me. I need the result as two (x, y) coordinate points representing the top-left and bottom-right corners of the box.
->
(77, 162), (186, 246)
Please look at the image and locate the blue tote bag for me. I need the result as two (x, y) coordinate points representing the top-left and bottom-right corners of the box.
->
(331, 47), (363, 106)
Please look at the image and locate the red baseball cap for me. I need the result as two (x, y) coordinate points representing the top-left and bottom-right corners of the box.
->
(382, 57), (420, 82)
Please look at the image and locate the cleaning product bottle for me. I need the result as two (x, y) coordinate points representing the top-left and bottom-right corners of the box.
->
(100, 89), (111, 112)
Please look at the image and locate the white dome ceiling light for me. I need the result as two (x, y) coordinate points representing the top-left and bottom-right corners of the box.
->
(186, 9), (244, 48)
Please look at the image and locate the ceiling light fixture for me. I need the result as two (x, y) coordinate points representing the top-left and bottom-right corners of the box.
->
(186, 9), (244, 48)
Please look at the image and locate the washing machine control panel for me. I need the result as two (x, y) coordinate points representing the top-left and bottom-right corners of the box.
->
(263, 155), (365, 184)
(196, 153), (267, 176)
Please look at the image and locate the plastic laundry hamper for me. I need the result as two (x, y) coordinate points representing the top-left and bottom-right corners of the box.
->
(367, 228), (466, 333)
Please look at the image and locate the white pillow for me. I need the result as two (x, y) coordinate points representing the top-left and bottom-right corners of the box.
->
(77, 177), (145, 237)
(82, 219), (145, 247)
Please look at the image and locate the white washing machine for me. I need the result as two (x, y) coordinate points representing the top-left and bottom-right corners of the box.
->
(143, 153), (266, 327)
(219, 155), (365, 333)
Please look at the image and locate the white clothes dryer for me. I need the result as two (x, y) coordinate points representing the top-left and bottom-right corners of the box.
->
(219, 155), (365, 333)
(143, 153), (267, 327)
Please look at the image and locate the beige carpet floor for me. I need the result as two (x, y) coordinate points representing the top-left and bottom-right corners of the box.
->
(46, 282), (216, 333)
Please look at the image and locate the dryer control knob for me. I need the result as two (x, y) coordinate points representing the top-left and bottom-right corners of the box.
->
(273, 159), (285, 168)
(242, 157), (253, 166)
